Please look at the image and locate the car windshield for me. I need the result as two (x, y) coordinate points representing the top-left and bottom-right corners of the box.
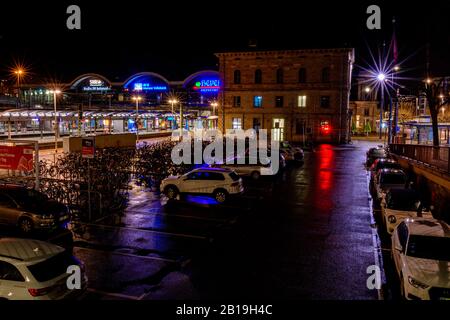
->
(407, 235), (450, 261)
(378, 162), (401, 171)
(27, 250), (80, 282)
(380, 173), (406, 185)
(386, 193), (420, 211)
(229, 172), (240, 181)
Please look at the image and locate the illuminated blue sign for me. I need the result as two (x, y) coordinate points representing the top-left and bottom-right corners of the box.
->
(133, 82), (168, 92)
(193, 79), (221, 93)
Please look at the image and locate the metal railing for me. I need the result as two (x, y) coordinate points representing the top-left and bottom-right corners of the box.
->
(389, 144), (450, 174)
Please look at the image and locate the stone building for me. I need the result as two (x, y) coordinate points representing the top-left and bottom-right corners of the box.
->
(215, 48), (355, 143)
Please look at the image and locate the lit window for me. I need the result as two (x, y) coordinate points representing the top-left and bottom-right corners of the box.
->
(232, 118), (242, 129)
(298, 95), (307, 108)
(253, 96), (263, 108)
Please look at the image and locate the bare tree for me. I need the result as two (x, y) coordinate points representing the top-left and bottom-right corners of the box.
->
(397, 99), (416, 123)
(423, 78), (450, 146)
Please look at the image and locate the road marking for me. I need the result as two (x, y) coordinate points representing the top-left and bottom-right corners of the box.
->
(367, 170), (386, 301)
(123, 209), (230, 223)
(74, 246), (180, 263)
(75, 222), (209, 241)
(86, 288), (141, 300)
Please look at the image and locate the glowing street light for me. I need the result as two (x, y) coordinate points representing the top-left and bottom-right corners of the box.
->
(14, 69), (25, 103)
(168, 99), (178, 114)
(49, 89), (62, 154)
(365, 87), (371, 93)
(210, 101), (219, 129)
(377, 73), (386, 81)
(132, 96), (142, 142)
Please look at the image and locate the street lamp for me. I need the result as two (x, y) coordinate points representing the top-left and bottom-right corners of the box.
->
(168, 99), (178, 130)
(132, 96), (142, 142)
(49, 89), (61, 154)
(376, 73), (387, 139)
(210, 102), (218, 129)
(14, 69), (24, 104)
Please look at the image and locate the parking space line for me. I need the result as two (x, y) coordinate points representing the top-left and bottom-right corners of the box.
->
(76, 222), (209, 241)
(86, 288), (141, 301)
(74, 246), (181, 263)
(123, 209), (231, 223)
(367, 171), (386, 301)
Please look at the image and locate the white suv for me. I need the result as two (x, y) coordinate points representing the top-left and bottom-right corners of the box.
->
(381, 188), (433, 234)
(392, 218), (450, 300)
(0, 238), (87, 300)
(160, 168), (244, 203)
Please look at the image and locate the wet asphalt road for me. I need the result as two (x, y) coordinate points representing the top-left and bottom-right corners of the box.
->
(69, 140), (388, 300)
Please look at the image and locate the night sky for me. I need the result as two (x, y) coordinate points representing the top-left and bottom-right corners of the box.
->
(0, 0), (449, 83)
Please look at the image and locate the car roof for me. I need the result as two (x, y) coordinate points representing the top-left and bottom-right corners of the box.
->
(405, 219), (450, 238)
(379, 168), (405, 175)
(192, 167), (233, 173)
(376, 158), (397, 164)
(0, 238), (64, 262)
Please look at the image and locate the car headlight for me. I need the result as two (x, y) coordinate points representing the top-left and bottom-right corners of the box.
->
(408, 276), (429, 289)
(387, 215), (397, 224)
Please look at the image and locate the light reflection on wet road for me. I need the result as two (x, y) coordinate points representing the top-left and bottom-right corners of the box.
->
(74, 141), (384, 300)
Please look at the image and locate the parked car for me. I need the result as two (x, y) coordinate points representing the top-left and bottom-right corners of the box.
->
(160, 168), (244, 203)
(0, 238), (87, 300)
(366, 146), (387, 166)
(0, 185), (70, 233)
(374, 169), (408, 201)
(370, 158), (402, 181)
(381, 188), (433, 234)
(391, 218), (450, 300)
(280, 141), (304, 162)
(215, 155), (278, 180)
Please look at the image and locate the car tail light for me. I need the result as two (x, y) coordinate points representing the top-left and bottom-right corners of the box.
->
(28, 286), (54, 297)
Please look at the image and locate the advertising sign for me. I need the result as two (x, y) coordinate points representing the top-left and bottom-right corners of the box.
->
(0, 146), (34, 171)
(82, 138), (95, 159)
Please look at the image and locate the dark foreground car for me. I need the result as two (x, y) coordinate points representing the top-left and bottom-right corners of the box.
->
(0, 184), (70, 233)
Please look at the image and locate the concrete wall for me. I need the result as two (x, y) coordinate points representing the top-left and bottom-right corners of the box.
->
(396, 156), (450, 222)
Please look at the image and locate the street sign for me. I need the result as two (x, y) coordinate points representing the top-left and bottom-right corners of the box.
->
(81, 137), (95, 159)
(0, 145), (34, 171)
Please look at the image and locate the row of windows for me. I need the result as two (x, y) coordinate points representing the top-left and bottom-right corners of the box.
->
(233, 67), (330, 84)
(231, 117), (330, 136)
(232, 95), (331, 108)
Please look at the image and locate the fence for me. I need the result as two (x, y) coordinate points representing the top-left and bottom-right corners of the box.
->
(389, 144), (450, 174)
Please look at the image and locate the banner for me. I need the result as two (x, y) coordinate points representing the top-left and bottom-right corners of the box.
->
(0, 146), (34, 171)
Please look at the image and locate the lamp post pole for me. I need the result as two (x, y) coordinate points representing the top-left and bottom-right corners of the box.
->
(179, 101), (183, 139)
(134, 96), (141, 143)
(51, 90), (61, 154)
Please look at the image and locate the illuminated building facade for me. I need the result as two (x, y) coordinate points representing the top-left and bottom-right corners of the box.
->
(215, 49), (355, 143)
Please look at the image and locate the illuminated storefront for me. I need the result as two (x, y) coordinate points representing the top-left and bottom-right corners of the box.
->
(8, 70), (222, 137)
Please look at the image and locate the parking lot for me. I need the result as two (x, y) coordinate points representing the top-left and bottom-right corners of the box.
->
(57, 141), (384, 300)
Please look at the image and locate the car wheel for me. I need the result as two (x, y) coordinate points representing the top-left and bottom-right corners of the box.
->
(164, 185), (179, 200)
(251, 171), (260, 180)
(18, 217), (33, 233)
(214, 189), (228, 204)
